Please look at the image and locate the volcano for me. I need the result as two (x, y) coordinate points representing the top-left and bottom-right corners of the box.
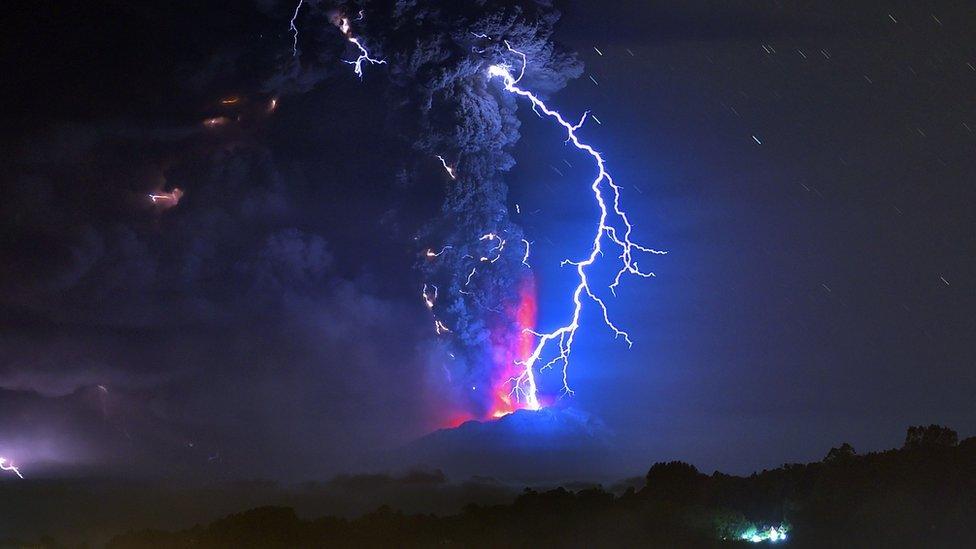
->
(389, 408), (626, 484)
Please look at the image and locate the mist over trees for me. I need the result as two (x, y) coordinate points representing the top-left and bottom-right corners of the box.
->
(16, 424), (962, 547)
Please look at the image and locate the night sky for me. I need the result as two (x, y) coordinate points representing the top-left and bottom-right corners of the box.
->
(2, 0), (974, 485)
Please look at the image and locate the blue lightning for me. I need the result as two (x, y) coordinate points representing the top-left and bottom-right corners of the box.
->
(487, 42), (666, 408)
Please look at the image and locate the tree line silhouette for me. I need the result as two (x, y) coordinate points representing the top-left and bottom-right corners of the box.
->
(6, 425), (974, 547)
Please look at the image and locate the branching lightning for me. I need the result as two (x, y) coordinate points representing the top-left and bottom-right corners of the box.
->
(0, 456), (23, 479)
(336, 15), (386, 78)
(487, 42), (666, 409)
(292, 5), (385, 78)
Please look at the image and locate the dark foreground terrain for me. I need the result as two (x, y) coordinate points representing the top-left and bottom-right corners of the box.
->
(5, 425), (975, 548)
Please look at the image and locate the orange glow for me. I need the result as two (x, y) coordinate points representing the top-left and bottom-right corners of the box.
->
(219, 96), (240, 105)
(148, 187), (184, 210)
(203, 117), (229, 128)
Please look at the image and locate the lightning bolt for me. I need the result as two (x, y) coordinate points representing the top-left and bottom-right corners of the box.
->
(422, 283), (437, 310)
(487, 42), (666, 409)
(307, 19), (662, 412)
(461, 232), (507, 290)
(434, 319), (452, 334)
(436, 155), (457, 179)
(148, 188), (184, 208)
(422, 284), (455, 335)
(521, 238), (532, 268)
(291, 6), (385, 77)
(0, 457), (23, 479)
(336, 15), (386, 78)
(425, 245), (453, 258)
(289, 0), (304, 58)
(479, 233), (506, 263)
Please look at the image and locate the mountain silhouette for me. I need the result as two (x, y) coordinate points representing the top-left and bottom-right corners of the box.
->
(388, 407), (627, 483)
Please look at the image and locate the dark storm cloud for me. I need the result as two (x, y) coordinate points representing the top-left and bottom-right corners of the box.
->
(0, 118), (437, 474)
(0, 0), (450, 478)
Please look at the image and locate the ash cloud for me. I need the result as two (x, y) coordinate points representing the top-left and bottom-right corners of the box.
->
(0, 0), (436, 480)
(381, 0), (582, 416)
(282, 0), (582, 416)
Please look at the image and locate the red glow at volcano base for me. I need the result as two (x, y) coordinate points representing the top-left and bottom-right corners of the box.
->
(488, 274), (544, 418)
(429, 275), (546, 430)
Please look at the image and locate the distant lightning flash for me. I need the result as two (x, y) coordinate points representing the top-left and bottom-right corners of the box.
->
(0, 456), (23, 479)
(488, 42), (666, 408)
(289, 0), (304, 58)
(148, 187), (184, 209)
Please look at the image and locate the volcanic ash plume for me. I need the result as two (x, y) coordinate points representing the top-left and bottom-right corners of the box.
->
(381, 2), (581, 419)
(284, 1), (581, 420)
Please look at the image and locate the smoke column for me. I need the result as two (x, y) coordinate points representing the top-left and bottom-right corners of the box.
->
(284, 1), (660, 422)
(381, 3), (584, 420)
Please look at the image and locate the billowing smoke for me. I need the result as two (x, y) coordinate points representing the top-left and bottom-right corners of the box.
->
(284, 1), (581, 419)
